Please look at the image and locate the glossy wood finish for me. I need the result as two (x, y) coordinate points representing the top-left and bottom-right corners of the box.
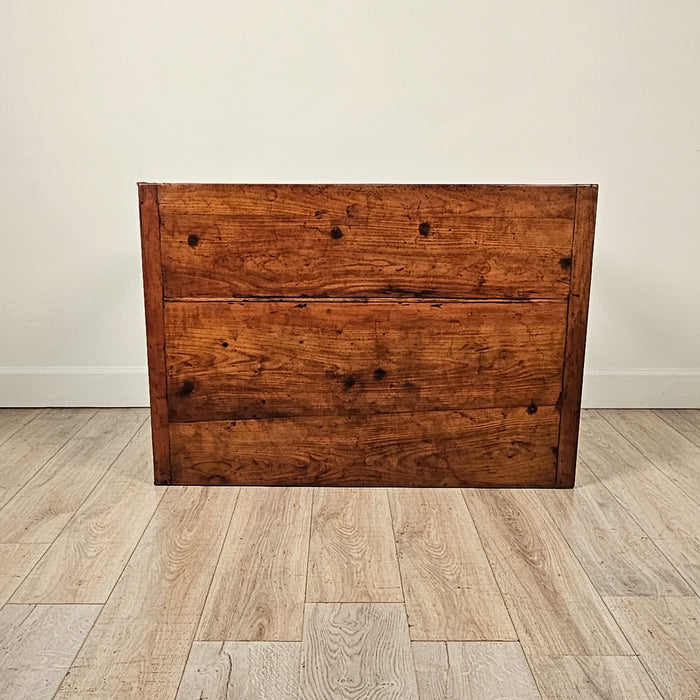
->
(0, 408), (698, 699)
(168, 407), (559, 487)
(160, 212), (574, 299)
(138, 183), (171, 484)
(165, 300), (566, 421)
(140, 183), (596, 487)
(556, 184), (597, 486)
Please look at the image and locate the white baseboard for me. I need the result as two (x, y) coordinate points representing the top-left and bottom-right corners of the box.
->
(0, 367), (698, 409)
(0, 367), (149, 407)
(582, 369), (700, 408)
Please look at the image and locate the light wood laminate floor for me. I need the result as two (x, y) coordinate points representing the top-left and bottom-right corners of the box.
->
(0, 408), (698, 699)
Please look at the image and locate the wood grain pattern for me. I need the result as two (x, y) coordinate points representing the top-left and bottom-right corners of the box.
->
(655, 409), (700, 449)
(0, 409), (146, 543)
(463, 488), (631, 655)
(300, 603), (418, 700)
(602, 409), (700, 504)
(0, 604), (101, 700)
(197, 487), (311, 641)
(12, 421), (165, 604)
(0, 408), (42, 446)
(161, 213), (574, 299)
(528, 655), (662, 699)
(388, 489), (514, 641)
(535, 462), (693, 596)
(0, 408), (95, 506)
(157, 183), (577, 219)
(176, 641), (301, 700)
(139, 182), (171, 484)
(165, 300), (567, 421)
(579, 411), (700, 595)
(169, 407), (559, 487)
(54, 486), (237, 700)
(0, 544), (47, 607)
(412, 642), (539, 699)
(604, 596), (700, 700)
(556, 184), (597, 486)
(307, 488), (403, 602)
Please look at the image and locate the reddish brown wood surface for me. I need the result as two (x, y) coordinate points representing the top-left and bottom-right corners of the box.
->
(138, 183), (595, 488)
(556, 185), (598, 486)
(168, 406), (559, 487)
(157, 184), (577, 219)
(160, 214), (574, 299)
(138, 183), (171, 484)
(164, 300), (567, 422)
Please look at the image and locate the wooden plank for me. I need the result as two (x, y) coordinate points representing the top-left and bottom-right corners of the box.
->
(579, 411), (700, 596)
(176, 641), (301, 700)
(0, 409), (147, 543)
(602, 409), (700, 504)
(388, 489), (515, 640)
(169, 407), (559, 487)
(604, 596), (700, 700)
(536, 462), (693, 596)
(12, 421), (165, 604)
(0, 408), (95, 495)
(0, 604), (101, 700)
(299, 603), (418, 700)
(0, 544), (47, 607)
(54, 486), (237, 700)
(307, 488), (403, 602)
(412, 642), (539, 699)
(556, 184), (597, 486)
(655, 409), (700, 449)
(157, 183), (578, 218)
(0, 408), (42, 446)
(138, 182), (171, 484)
(165, 300), (567, 421)
(463, 488), (631, 655)
(527, 655), (662, 699)
(197, 487), (312, 641)
(161, 213), (574, 299)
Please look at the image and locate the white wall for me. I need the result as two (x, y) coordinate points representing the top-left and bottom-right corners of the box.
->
(1, 0), (698, 408)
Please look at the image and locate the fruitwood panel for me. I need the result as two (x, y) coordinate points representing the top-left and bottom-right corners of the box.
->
(169, 407), (559, 487)
(165, 301), (567, 422)
(161, 214), (574, 299)
(157, 183), (577, 218)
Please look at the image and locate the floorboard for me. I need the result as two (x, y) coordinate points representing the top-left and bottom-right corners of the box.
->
(604, 596), (700, 700)
(12, 421), (164, 603)
(196, 487), (312, 641)
(389, 488), (515, 640)
(412, 641), (539, 699)
(300, 603), (418, 700)
(307, 488), (403, 603)
(0, 603), (100, 700)
(176, 641), (301, 699)
(527, 655), (662, 699)
(463, 488), (631, 655)
(53, 487), (237, 699)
